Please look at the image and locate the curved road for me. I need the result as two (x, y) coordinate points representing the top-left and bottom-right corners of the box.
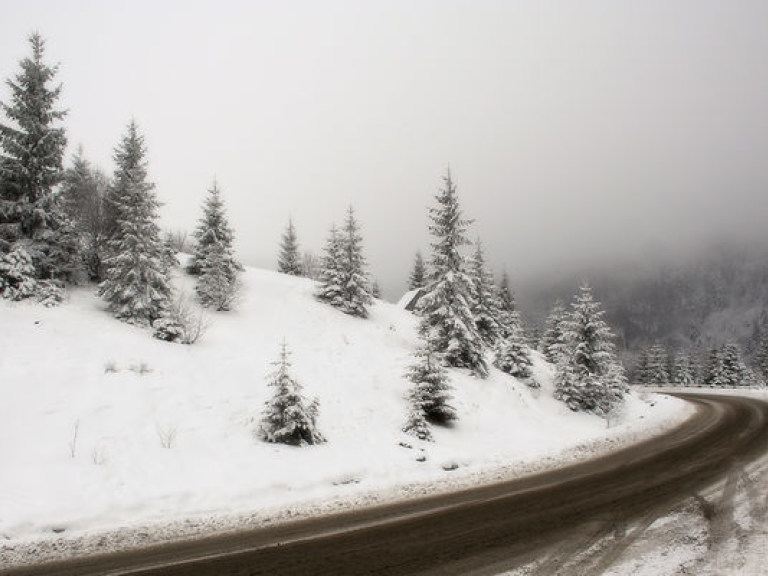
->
(5, 392), (768, 576)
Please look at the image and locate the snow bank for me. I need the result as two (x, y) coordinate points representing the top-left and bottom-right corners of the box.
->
(0, 265), (692, 565)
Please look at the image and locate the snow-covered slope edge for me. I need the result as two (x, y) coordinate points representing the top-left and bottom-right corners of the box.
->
(0, 265), (692, 566)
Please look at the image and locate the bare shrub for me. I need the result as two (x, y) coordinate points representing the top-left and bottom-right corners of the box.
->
(68, 420), (80, 458)
(91, 445), (107, 466)
(156, 423), (177, 449)
(153, 292), (208, 345)
(165, 229), (190, 254)
(104, 360), (118, 374)
(301, 251), (321, 280)
(129, 362), (153, 375)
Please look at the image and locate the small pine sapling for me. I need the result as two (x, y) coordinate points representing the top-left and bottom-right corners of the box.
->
(405, 339), (456, 427)
(260, 342), (325, 446)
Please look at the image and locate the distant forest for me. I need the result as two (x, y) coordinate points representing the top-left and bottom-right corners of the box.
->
(521, 242), (768, 371)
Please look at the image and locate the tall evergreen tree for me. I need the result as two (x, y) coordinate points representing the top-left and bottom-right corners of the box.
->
(187, 180), (237, 276)
(260, 342), (324, 446)
(277, 218), (302, 276)
(417, 170), (487, 377)
(315, 207), (372, 318)
(554, 284), (628, 415)
(646, 343), (670, 385)
(0, 33), (75, 281)
(540, 299), (568, 364)
(758, 330), (768, 380)
(703, 346), (725, 387)
(721, 342), (747, 386)
(315, 224), (344, 307)
(633, 347), (652, 385)
(98, 120), (170, 326)
(671, 351), (696, 386)
(408, 251), (426, 291)
(470, 240), (502, 345)
(497, 270), (522, 339)
(191, 181), (240, 310)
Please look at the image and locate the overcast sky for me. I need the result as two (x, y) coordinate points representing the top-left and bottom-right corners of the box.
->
(2, 1), (767, 299)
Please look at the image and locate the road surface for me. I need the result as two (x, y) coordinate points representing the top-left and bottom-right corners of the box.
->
(5, 392), (768, 576)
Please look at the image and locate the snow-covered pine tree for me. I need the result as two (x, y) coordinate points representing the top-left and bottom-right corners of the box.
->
(0, 245), (36, 300)
(315, 207), (372, 318)
(671, 351), (696, 386)
(338, 207), (372, 317)
(721, 342), (747, 387)
(0, 33), (77, 282)
(470, 240), (502, 346)
(496, 270), (523, 340)
(417, 170), (487, 377)
(408, 251), (426, 290)
(277, 219), (302, 276)
(759, 330), (768, 380)
(98, 120), (171, 326)
(260, 342), (324, 446)
(404, 338), (456, 429)
(187, 180), (238, 276)
(703, 346), (725, 387)
(315, 225), (344, 307)
(554, 284), (628, 416)
(494, 326), (538, 387)
(191, 182), (240, 310)
(646, 343), (670, 385)
(633, 348), (651, 385)
(197, 239), (239, 311)
(539, 299), (568, 365)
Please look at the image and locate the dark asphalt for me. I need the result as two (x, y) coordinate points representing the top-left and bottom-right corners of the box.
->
(4, 392), (768, 576)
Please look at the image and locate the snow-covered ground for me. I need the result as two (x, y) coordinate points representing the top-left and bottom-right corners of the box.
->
(0, 263), (692, 566)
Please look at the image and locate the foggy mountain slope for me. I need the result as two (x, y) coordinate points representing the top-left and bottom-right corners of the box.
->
(519, 242), (768, 363)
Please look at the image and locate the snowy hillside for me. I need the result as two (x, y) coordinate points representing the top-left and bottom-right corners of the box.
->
(0, 263), (691, 559)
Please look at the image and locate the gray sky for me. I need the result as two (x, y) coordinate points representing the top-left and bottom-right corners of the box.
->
(2, 1), (768, 299)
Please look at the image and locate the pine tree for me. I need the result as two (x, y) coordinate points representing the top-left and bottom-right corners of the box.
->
(758, 330), (768, 380)
(646, 343), (670, 385)
(540, 299), (568, 364)
(187, 180), (238, 276)
(191, 182), (240, 310)
(417, 170), (487, 377)
(315, 207), (372, 318)
(408, 251), (426, 290)
(470, 240), (502, 346)
(703, 346), (725, 387)
(497, 270), (523, 340)
(0, 33), (75, 281)
(633, 348), (651, 385)
(721, 342), (747, 387)
(404, 338), (456, 428)
(277, 219), (302, 276)
(260, 342), (324, 446)
(494, 327), (538, 387)
(0, 245), (36, 300)
(554, 284), (628, 416)
(98, 120), (170, 326)
(315, 225), (344, 307)
(671, 352), (695, 386)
